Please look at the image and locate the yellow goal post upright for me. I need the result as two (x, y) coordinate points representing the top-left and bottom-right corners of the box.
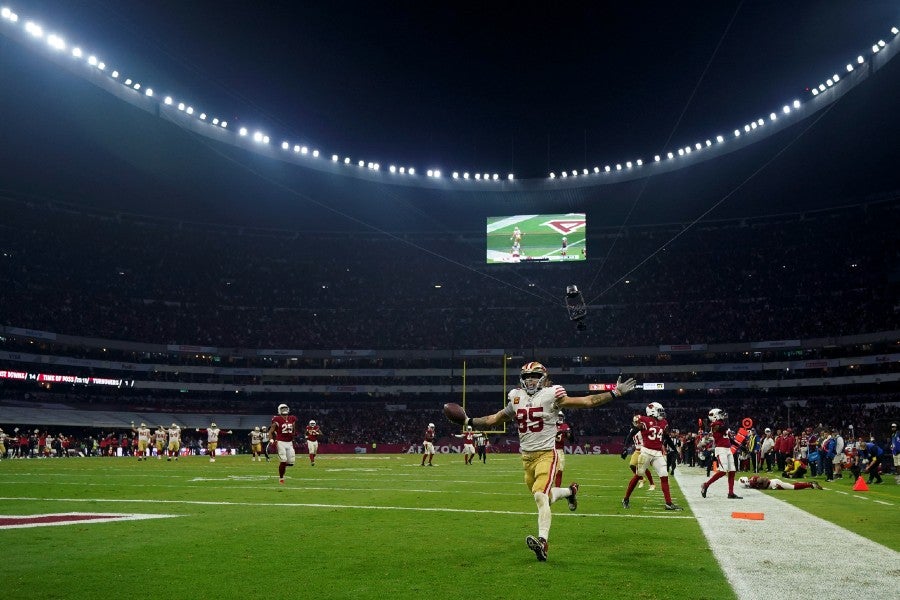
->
(459, 358), (507, 435)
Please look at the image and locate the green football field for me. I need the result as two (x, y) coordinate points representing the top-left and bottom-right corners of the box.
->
(1, 454), (898, 599)
(486, 214), (586, 263)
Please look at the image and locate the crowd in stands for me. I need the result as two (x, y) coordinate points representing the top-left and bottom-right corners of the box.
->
(1, 198), (897, 350)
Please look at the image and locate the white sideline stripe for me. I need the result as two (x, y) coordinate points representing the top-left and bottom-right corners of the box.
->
(0, 497), (690, 519)
(675, 469), (899, 600)
(486, 215), (537, 233)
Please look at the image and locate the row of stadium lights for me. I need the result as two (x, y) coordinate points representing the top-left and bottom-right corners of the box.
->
(3, 7), (898, 183)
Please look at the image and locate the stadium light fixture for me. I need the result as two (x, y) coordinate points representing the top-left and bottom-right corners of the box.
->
(583, 168), (589, 175)
(463, 172), (470, 179)
(694, 143), (702, 150)
(892, 27), (899, 35)
(71, 47), (82, 58)
(625, 161), (632, 169)
(399, 167), (405, 174)
(408, 168), (415, 175)
(312, 150), (319, 157)
(111, 70), (119, 78)
(716, 135), (724, 143)
(605, 165), (611, 171)
(332, 154), (339, 162)
(239, 127), (248, 136)
(818, 84), (826, 91)
(293, 145), (300, 153)
(593, 166), (600, 173)
(219, 121), (227, 128)
(666, 152), (674, 159)
(164, 96), (173, 105)
(199, 112), (206, 119)
(492, 173), (498, 180)
(281, 141), (289, 150)
(452, 171), (459, 179)
(857, 55), (865, 64)
(846, 63), (854, 72)
(357, 160), (364, 167)
(185, 106), (193, 114)
(782, 105), (791, 114)
(177, 102), (185, 111)
(343, 157), (350, 164)
(615, 163), (622, 170)
(212, 117), (219, 124)
(684, 146), (692, 154)
(636, 158), (643, 165)
(571, 170), (577, 177)
(132, 82), (140, 90)
(559, 172), (566, 179)
(677, 148), (685, 156)
(770, 112), (777, 121)
(878, 39), (886, 47)
(811, 88), (819, 96)
(734, 129), (741, 137)
(46, 34), (65, 51)
(507, 173), (514, 180)
(390, 165), (397, 173)
(97, 62), (105, 71)
(654, 155), (660, 162)
(145, 88), (153, 97)
(24, 21), (43, 38)
(757, 118), (764, 126)
(826, 78), (834, 87)
(1, 7), (12, 20)
(872, 44), (880, 53)
(750, 122), (757, 130)
(549, 172), (556, 179)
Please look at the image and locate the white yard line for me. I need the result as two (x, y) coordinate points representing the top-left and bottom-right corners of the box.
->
(675, 469), (900, 600)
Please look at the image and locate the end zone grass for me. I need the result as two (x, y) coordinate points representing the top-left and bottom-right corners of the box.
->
(1, 455), (896, 599)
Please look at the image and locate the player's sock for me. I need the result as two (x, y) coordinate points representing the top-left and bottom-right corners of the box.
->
(624, 474), (640, 500)
(279, 463), (286, 477)
(727, 471), (736, 494)
(533, 492), (551, 540)
(705, 470), (726, 487)
(794, 482), (813, 490)
(660, 477), (672, 504)
(646, 471), (655, 486)
(548, 487), (571, 504)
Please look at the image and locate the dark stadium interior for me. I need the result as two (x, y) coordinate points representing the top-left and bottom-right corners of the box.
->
(0, 2), (898, 454)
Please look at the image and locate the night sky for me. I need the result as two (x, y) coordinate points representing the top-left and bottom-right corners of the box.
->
(8, 0), (900, 180)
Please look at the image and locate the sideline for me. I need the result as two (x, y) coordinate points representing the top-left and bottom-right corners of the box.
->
(675, 468), (899, 600)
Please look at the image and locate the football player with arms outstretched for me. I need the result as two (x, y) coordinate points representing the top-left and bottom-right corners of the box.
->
(454, 426), (476, 464)
(700, 408), (742, 499)
(268, 404), (298, 484)
(197, 422), (232, 463)
(621, 402), (682, 511)
(421, 423), (436, 466)
(305, 420), (322, 466)
(452, 361), (637, 562)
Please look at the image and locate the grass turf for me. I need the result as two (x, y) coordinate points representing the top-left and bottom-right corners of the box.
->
(1, 454), (896, 599)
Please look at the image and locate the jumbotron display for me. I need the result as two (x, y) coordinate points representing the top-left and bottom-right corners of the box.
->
(486, 213), (586, 263)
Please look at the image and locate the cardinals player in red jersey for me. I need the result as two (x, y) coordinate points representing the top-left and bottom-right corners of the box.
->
(455, 426), (476, 464)
(554, 411), (575, 486)
(421, 423), (436, 466)
(305, 420), (322, 466)
(267, 404), (297, 484)
(700, 408), (742, 499)
(739, 475), (822, 490)
(621, 402), (682, 510)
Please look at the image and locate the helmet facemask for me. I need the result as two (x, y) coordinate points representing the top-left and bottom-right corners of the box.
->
(520, 362), (548, 395)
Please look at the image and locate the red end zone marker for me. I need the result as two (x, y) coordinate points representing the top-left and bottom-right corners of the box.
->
(732, 512), (764, 520)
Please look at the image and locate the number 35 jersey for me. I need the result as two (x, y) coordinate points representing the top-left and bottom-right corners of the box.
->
(503, 385), (566, 452)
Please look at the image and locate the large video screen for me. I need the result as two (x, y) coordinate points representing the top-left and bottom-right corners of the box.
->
(486, 213), (586, 263)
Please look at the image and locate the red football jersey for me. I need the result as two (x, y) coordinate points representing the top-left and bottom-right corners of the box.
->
(635, 415), (667, 452)
(555, 423), (571, 449)
(711, 419), (731, 448)
(424, 429), (435, 442)
(306, 426), (321, 442)
(271, 415), (298, 442)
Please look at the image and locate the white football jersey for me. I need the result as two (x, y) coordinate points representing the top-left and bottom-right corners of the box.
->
(207, 427), (220, 443)
(503, 384), (566, 452)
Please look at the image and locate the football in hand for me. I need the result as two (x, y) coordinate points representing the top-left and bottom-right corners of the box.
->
(443, 402), (467, 425)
